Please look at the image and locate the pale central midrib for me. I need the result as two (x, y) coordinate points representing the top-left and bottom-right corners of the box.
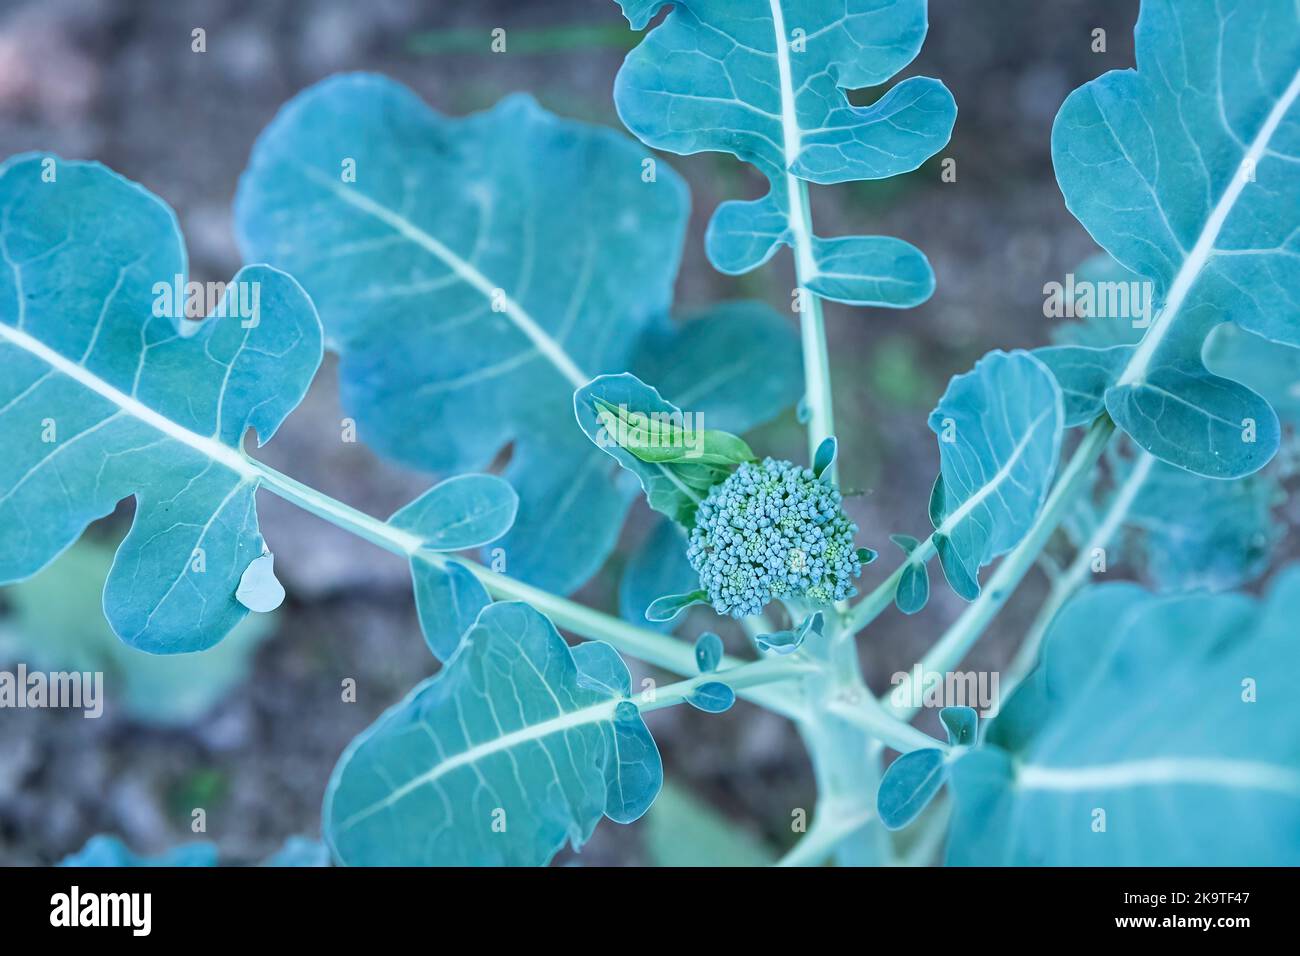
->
(1018, 756), (1300, 796)
(304, 168), (590, 389)
(0, 320), (255, 481)
(768, 0), (818, 281)
(1117, 63), (1300, 387)
(937, 406), (1053, 537)
(338, 697), (620, 832)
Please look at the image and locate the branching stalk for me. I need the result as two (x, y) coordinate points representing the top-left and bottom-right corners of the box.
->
(885, 414), (1117, 719)
(244, 456), (808, 719)
(1003, 448), (1155, 695)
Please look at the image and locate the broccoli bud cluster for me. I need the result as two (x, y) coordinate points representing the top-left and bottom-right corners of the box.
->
(687, 457), (862, 618)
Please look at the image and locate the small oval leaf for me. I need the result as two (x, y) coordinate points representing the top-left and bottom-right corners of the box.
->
(877, 748), (949, 831)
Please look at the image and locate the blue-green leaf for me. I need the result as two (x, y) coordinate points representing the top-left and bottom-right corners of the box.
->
(0, 154), (322, 654)
(620, 517), (699, 633)
(754, 611), (822, 656)
(630, 300), (804, 435)
(645, 589), (709, 623)
(59, 835), (218, 867)
(1067, 441), (1282, 595)
(948, 569), (1300, 865)
(687, 680), (736, 714)
(612, 0), (955, 305)
(890, 533), (930, 615)
(927, 350), (1064, 602)
(940, 706), (978, 748)
(324, 602), (662, 866)
(1050, 0), (1300, 478)
(878, 748), (949, 831)
(813, 436), (837, 480)
(1033, 345), (1132, 428)
(386, 475), (517, 660)
(407, 559), (491, 661)
(262, 836), (332, 867)
(235, 75), (688, 595)
(389, 475), (518, 553)
(694, 631), (723, 673)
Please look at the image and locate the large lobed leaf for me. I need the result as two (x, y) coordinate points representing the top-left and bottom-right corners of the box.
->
(236, 75), (802, 597)
(1041, 254), (1290, 596)
(948, 569), (1300, 865)
(0, 154), (321, 653)
(613, 0), (955, 305)
(1049, 0), (1300, 479)
(324, 602), (662, 866)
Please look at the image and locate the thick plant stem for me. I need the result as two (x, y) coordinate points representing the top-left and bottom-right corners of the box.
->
(244, 456), (806, 719)
(885, 414), (1117, 720)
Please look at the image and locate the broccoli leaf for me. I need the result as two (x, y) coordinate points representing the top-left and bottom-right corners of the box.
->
(890, 533), (930, 615)
(0, 154), (322, 653)
(323, 602), (661, 866)
(58, 835), (218, 867)
(385, 474), (517, 660)
(620, 517), (699, 632)
(237, 75), (801, 595)
(1061, 441), (1280, 595)
(878, 747), (949, 831)
(948, 569), (1300, 865)
(576, 373), (745, 528)
(927, 351), (1064, 603)
(612, 0), (955, 305)
(1050, 0), (1300, 478)
(645, 589), (709, 622)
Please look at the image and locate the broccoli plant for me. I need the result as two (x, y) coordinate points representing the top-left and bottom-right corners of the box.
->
(3, 0), (1300, 866)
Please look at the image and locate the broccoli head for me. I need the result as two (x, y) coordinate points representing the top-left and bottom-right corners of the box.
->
(687, 457), (862, 618)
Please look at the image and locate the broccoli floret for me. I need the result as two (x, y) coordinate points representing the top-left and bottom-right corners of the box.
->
(687, 457), (862, 618)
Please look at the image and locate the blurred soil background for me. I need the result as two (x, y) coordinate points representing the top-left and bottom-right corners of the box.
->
(0, 0), (1148, 864)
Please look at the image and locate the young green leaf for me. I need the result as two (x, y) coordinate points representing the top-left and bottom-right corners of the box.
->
(324, 602), (662, 866)
(577, 373), (748, 528)
(644, 781), (776, 867)
(592, 397), (755, 467)
(1, 539), (273, 726)
(1050, 0), (1300, 478)
(0, 154), (322, 653)
(613, 0), (955, 306)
